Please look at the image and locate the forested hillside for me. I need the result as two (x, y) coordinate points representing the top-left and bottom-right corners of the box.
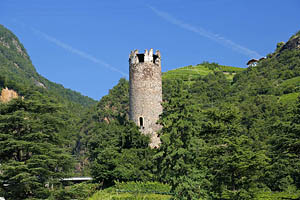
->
(81, 31), (300, 199)
(0, 25), (96, 199)
(0, 24), (96, 107)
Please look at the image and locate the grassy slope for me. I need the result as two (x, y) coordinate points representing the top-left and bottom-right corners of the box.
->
(89, 191), (171, 200)
(281, 76), (300, 87)
(163, 64), (245, 81)
(88, 182), (172, 200)
(88, 183), (299, 200)
(280, 92), (299, 104)
(163, 63), (300, 104)
(279, 76), (300, 103)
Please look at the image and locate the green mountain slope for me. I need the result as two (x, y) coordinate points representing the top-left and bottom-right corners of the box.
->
(232, 30), (300, 104)
(163, 62), (244, 81)
(0, 24), (96, 107)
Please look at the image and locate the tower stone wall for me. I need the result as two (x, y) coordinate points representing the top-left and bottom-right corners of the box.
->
(129, 49), (162, 148)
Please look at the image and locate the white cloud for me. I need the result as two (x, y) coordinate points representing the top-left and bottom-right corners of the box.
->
(32, 28), (128, 77)
(148, 5), (262, 58)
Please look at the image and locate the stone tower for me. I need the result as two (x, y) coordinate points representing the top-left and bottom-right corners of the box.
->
(129, 49), (162, 148)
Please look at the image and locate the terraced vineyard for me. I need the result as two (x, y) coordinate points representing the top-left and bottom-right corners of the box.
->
(278, 76), (300, 103)
(88, 182), (172, 200)
(163, 63), (245, 81)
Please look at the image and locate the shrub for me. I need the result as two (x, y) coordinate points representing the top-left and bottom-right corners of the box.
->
(50, 183), (99, 200)
(88, 181), (172, 200)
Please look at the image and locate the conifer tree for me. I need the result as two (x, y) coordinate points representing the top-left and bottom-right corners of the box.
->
(201, 105), (269, 199)
(156, 80), (210, 199)
(0, 93), (73, 199)
(88, 116), (154, 187)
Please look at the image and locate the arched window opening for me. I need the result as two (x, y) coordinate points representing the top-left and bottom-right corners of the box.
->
(139, 117), (144, 128)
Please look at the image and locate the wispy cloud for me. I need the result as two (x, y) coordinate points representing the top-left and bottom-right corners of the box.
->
(148, 5), (262, 58)
(32, 28), (128, 77)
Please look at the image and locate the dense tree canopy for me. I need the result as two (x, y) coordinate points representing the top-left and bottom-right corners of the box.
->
(88, 118), (155, 188)
(0, 93), (74, 199)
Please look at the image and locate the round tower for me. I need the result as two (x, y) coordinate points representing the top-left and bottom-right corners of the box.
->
(129, 49), (162, 148)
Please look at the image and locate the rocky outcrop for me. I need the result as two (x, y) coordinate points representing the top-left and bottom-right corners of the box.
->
(0, 87), (19, 103)
(0, 37), (10, 49)
(33, 79), (46, 88)
(0, 37), (28, 58)
(279, 34), (300, 53)
(12, 39), (28, 58)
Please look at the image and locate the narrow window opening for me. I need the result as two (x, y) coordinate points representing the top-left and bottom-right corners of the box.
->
(137, 54), (157, 63)
(153, 55), (159, 63)
(139, 117), (144, 128)
(137, 54), (144, 62)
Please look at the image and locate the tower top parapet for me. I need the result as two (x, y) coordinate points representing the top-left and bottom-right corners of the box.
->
(129, 49), (161, 65)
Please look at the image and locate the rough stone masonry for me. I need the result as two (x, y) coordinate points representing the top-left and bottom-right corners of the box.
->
(129, 49), (162, 148)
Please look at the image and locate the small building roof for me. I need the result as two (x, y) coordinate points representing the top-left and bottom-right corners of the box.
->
(61, 177), (93, 181)
(246, 59), (258, 65)
(247, 57), (266, 65)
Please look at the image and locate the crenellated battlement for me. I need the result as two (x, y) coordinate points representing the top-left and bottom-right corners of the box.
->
(129, 48), (161, 65)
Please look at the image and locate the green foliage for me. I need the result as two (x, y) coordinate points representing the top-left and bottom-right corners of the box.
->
(50, 182), (99, 200)
(265, 96), (300, 192)
(113, 181), (171, 194)
(280, 92), (299, 103)
(0, 23), (96, 181)
(95, 78), (129, 121)
(154, 31), (300, 199)
(0, 24), (96, 108)
(280, 76), (300, 87)
(88, 119), (155, 187)
(276, 42), (285, 51)
(201, 106), (270, 199)
(162, 62), (244, 82)
(0, 93), (74, 199)
(88, 181), (172, 200)
(155, 81), (211, 199)
(89, 191), (171, 200)
(75, 78), (130, 175)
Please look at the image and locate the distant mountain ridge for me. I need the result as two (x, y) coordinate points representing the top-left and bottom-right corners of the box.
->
(0, 24), (96, 107)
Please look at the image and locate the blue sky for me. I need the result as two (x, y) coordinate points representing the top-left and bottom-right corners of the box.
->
(2, 0), (300, 100)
